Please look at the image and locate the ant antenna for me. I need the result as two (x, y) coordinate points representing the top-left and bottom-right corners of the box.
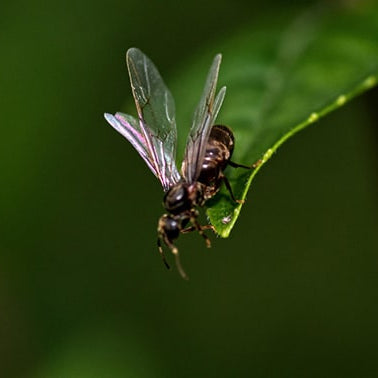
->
(172, 246), (188, 280)
(157, 238), (170, 270)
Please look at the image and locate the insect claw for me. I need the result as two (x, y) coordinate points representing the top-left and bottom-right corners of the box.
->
(252, 159), (263, 168)
(200, 224), (215, 233)
(207, 224), (216, 233)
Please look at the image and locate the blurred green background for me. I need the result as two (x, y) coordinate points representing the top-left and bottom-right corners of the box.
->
(1, 0), (378, 377)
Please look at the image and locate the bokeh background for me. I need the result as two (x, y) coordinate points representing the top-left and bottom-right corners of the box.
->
(1, 0), (378, 377)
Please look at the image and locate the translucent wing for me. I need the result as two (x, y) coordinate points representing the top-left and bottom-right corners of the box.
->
(105, 48), (181, 191)
(181, 54), (226, 183)
(104, 112), (160, 179)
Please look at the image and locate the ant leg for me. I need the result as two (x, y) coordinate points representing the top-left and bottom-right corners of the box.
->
(181, 225), (196, 234)
(181, 224), (215, 234)
(228, 160), (252, 169)
(229, 159), (262, 169)
(160, 237), (188, 280)
(201, 224), (216, 233)
(220, 174), (245, 204)
(226, 159), (262, 203)
(190, 218), (213, 248)
(157, 238), (170, 270)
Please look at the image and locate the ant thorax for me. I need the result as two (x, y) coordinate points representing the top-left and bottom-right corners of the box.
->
(163, 182), (205, 215)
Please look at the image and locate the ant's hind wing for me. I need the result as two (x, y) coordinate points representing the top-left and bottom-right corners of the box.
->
(182, 54), (226, 184)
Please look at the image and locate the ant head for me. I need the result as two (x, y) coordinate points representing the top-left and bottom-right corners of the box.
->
(158, 214), (180, 242)
(157, 214), (188, 280)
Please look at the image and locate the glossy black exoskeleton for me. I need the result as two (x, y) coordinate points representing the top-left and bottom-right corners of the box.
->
(157, 125), (251, 278)
(105, 48), (254, 278)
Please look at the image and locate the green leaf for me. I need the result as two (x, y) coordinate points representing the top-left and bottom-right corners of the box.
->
(172, 2), (378, 237)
